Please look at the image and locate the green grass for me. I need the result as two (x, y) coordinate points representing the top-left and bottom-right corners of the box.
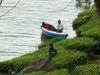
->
(0, 5), (100, 75)
(51, 50), (87, 69)
(0, 41), (88, 73)
(22, 71), (46, 75)
(55, 37), (99, 54)
(0, 48), (48, 73)
(72, 16), (90, 30)
(71, 64), (100, 75)
(22, 69), (69, 75)
(81, 26), (100, 41)
(38, 38), (61, 49)
(73, 8), (100, 40)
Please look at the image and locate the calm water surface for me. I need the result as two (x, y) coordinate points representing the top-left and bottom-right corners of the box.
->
(0, 0), (79, 61)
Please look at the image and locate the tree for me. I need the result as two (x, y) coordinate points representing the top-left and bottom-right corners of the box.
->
(0, 0), (3, 6)
(94, 0), (100, 17)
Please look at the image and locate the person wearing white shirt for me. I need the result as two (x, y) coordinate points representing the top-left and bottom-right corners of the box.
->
(57, 20), (63, 32)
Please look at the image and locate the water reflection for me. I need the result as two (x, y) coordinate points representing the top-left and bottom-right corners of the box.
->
(41, 33), (51, 42)
(76, 0), (94, 10)
(0, 0), (78, 61)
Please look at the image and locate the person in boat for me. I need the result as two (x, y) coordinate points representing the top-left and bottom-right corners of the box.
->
(57, 20), (63, 33)
(41, 22), (56, 31)
(41, 22), (52, 30)
(48, 44), (57, 62)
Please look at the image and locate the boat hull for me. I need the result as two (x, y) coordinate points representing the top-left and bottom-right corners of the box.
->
(41, 27), (68, 39)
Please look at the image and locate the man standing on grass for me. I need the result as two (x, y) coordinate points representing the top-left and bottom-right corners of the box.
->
(48, 44), (57, 62)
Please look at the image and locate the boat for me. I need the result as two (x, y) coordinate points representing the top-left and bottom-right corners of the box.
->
(41, 27), (68, 39)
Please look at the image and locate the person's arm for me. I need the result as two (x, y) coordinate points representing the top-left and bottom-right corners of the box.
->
(61, 24), (63, 30)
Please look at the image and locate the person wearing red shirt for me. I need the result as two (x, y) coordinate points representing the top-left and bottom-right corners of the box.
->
(41, 22), (52, 30)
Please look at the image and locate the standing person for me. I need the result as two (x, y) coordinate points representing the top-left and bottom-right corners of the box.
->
(57, 20), (63, 32)
(38, 44), (57, 69)
(48, 44), (57, 62)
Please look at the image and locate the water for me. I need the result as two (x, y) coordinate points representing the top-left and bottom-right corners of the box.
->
(0, 0), (79, 62)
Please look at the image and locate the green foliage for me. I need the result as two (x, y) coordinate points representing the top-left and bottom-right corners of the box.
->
(38, 38), (61, 49)
(73, 8), (100, 40)
(71, 64), (100, 75)
(22, 71), (46, 75)
(55, 37), (98, 54)
(0, 48), (48, 73)
(73, 16), (90, 30)
(0, 3), (100, 75)
(22, 69), (69, 75)
(78, 9), (96, 17)
(45, 69), (69, 75)
(0, 39), (88, 73)
(72, 8), (100, 54)
(81, 27), (100, 41)
(51, 49), (87, 69)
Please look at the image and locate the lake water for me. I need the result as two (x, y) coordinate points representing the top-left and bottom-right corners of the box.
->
(0, 0), (79, 61)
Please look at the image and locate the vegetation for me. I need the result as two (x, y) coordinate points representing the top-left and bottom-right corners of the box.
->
(81, 27), (100, 41)
(73, 8), (100, 40)
(0, 41), (87, 73)
(22, 69), (69, 75)
(55, 37), (98, 53)
(71, 64), (100, 75)
(38, 38), (61, 49)
(0, 1), (100, 75)
(94, 0), (100, 17)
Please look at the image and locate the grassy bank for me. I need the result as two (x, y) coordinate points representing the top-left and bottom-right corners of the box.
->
(0, 8), (100, 75)
(73, 8), (100, 41)
(71, 64), (100, 75)
(22, 69), (70, 75)
(0, 38), (88, 73)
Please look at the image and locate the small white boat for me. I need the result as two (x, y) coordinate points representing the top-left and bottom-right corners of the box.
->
(41, 27), (68, 39)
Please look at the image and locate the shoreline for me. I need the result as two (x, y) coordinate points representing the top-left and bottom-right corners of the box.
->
(0, 7), (100, 75)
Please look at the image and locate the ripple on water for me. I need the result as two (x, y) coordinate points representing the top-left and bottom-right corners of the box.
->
(0, 0), (78, 61)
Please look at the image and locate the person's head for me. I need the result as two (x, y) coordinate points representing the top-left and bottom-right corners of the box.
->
(42, 22), (45, 25)
(58, 20), (61, 24)
(49, 44), (54, 49)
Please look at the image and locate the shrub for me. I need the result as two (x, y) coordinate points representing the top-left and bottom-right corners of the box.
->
(81, 27), (100, 41)
(22, 69), (70, 75)
(71, 64), (100, 75)
(38, 38), (61, 49)
(73, 16), (90, 30)
(55, 37), (98, 54)
(73, 9), (95, 30)
(46, 69), (69, 75)
(0, 48), (48, 73)
(22, 71), (46, 75)
(0, 45), (87, 73)
(75, 9), (100, 37)
(51, 47), (87, 69)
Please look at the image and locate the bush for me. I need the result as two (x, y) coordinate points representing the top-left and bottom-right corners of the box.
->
(51, 47), (87, 69)
(73, 9), (96, 32)
(22, 71), (46, 75)
(0, 48), (48, 73)
(22, 69), (70, 75)
(38, 38), (61, 49)
(81, 27), (100, 41)
(73, 16), (90, 30)
(0, 45), (87, 73)
(76, 9), (100, 37)
(46, 69), (69, 75)
(55, 37), (98, 54)
(71, 64), (100, 75)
